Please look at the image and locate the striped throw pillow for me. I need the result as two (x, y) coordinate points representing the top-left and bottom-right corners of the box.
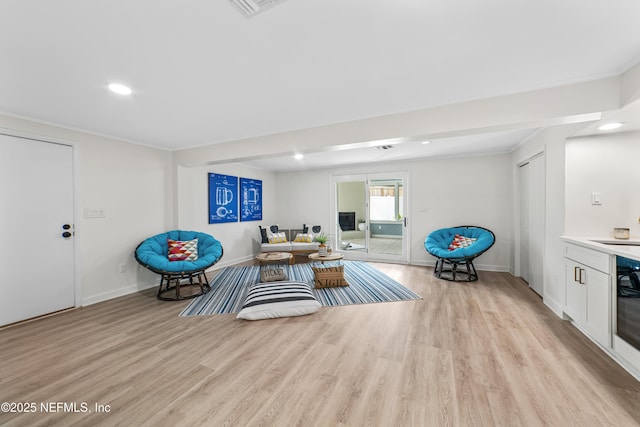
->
(237, 281), (321, 320)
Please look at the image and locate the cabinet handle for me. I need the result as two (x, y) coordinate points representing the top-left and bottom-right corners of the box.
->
(579, 268), (586, 285)
(574, 266), (579, 282)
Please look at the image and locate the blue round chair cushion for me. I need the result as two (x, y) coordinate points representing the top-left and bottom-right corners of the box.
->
(424, 227), (494, 260)
(136, 230), (223, 273)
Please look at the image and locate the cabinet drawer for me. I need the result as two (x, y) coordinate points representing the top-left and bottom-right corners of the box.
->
(565, 243), (611, 274)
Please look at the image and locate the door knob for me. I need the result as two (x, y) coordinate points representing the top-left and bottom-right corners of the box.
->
(62, 224), (71, 230)
(62, 231), (72, 238)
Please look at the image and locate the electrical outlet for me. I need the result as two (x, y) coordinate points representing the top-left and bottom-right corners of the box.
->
(119, 264), (126, 273)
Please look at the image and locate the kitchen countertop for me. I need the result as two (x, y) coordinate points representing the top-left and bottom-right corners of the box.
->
(561, 236), (640, 261)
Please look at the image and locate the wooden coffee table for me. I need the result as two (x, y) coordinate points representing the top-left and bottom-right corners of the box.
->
(256, 251), (293, 265)
(308, 252), (344, 264)
(256, 252), (293, 281)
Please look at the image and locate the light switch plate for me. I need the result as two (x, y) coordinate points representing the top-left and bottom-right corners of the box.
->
(591, 192), (602, 205)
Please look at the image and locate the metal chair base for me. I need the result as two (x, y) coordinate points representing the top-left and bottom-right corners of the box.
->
(433, 258), (478, 282)
(157, 270), (211, 301)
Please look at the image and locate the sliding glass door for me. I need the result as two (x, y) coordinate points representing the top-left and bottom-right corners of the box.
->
(331, 172), (409, 263)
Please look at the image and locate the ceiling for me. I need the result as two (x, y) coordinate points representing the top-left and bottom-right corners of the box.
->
(240, 128), (541, 171)
(1, 0), (640, 163)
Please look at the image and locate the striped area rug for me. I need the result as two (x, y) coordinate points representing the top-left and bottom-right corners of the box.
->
(179, 261), (421, 316)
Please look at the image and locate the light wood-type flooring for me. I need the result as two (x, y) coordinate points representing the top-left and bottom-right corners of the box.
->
(1, 262), (639, 426)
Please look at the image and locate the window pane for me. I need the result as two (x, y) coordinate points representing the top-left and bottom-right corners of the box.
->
(370, 185), (396, 221)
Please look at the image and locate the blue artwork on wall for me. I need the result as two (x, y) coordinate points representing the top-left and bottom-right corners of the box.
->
(240, 177), (262, 221)
(208, 173), (238, 224)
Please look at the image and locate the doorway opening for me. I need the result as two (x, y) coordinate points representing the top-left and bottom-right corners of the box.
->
(331, 172), (409, 263)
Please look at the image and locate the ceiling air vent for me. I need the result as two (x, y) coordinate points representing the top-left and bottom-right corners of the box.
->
(376, 145), (394, 150)
(230, 0), (288, 18)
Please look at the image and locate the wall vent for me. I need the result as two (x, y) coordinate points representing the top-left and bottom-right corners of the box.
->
(230, 0), (288, 18)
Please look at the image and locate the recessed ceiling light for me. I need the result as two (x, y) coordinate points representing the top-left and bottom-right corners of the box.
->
(421, 140), (432, 145)
(294, 153), (303, 160)
(108, 83), (132, 95)
(597, 122), (623, 131)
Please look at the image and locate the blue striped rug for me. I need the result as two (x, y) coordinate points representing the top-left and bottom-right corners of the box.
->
(179, 261), (421, 316)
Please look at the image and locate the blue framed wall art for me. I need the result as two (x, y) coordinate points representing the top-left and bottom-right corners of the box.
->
(240, 177), (262, 221)
(208, 173), (238, 224)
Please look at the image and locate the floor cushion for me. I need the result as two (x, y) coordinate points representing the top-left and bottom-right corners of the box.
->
(237, 281), (321, 320)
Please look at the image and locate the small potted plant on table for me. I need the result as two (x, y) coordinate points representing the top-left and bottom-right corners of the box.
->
(314, 232), (330, 256)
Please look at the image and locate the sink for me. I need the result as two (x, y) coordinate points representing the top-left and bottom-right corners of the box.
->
(589, 239), (640, 246)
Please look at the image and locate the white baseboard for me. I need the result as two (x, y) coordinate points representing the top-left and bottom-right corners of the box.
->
(82, 280), (158, 306)
(81, 255), (509, 306)
(543, 295), (564, 318)
(210, 254), (255, 270)
(409, 259), (509, 272)
(82, 254), (256, 306)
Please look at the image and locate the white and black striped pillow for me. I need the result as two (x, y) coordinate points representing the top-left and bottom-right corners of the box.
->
(237, 281), (321, 320)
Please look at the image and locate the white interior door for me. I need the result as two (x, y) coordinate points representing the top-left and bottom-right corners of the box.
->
(528, 155), (545, 296)
(519, 162), (530, 283)
(0, 133), (75, 326)
(519, 154), (545, 296)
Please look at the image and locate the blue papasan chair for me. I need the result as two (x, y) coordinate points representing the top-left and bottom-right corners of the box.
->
(424, 226), (495, 282)
(135, 230), (224, 300)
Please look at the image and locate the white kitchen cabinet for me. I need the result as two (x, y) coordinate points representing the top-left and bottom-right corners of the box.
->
(564, 243), (612, 348)
(565, 261), (586, 323)
(586, 266), (610, 346)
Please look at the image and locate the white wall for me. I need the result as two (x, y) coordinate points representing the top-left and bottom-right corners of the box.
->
(274, 153), (513, 271)
(272, 168), (331, 230)
(176, 163), (277, 266)
(0, 115), (174, 305)
(622, 61), (640, 106)
(565, 131), (640, 238)
(337, 181), (366, 224)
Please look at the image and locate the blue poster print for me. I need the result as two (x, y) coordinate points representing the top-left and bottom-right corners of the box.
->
(240, 177), (262, 221)
(208, 173), (238, 224)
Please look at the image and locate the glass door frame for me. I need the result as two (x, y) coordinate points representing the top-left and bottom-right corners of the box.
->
(330, 171), (410, 263)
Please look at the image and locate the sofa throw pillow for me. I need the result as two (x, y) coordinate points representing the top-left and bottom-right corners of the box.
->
(237, 281), (321, 320)
(303, 224), (321, 234)
(294, 233), (314, 243)
(448, 234), (477, 251)
(268, 232), (288, 244)
(258, 226), (269, 244)
(167, 238), (199, 261)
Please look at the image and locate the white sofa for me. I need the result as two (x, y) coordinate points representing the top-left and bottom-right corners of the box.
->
(259, 225), (321, 263)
